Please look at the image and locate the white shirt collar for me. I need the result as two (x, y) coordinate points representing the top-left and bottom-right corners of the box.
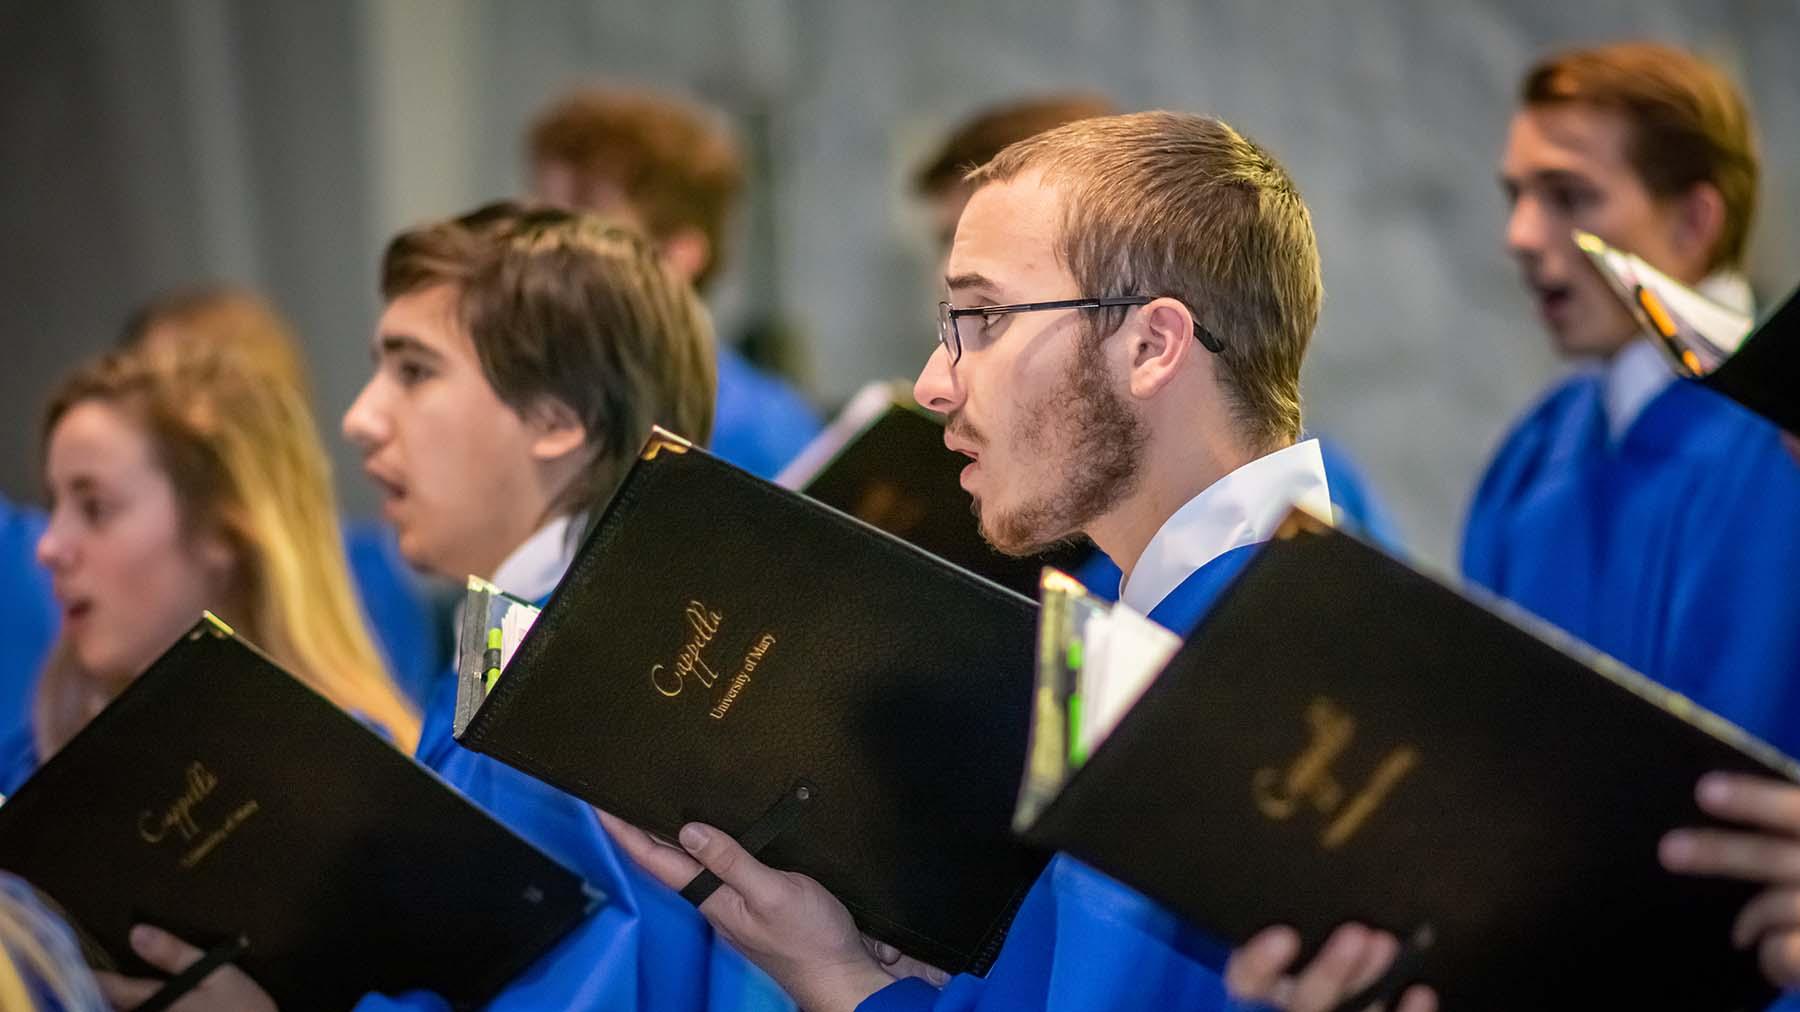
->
(1602, 270), (1754, 441)
(1118, 438), (1333, 615)
(490, 514), (579, 602)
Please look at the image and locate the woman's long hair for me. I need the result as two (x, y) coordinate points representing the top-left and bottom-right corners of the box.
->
(33, 292), (420, 756)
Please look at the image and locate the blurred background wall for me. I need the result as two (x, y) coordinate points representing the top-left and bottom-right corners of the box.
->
(3, 0), (1796, 566)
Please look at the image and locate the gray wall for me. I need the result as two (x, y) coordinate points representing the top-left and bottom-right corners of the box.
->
(4, 0), (1797, 566)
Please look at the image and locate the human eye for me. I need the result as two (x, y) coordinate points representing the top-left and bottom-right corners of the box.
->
(964, 309), (1012, 349)
(390, 355), (435, 389)
(1545, 182), (1600, 218)
(76, 493), (113, 528)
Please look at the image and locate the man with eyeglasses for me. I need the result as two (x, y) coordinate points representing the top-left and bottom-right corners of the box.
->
(607, 110), (1435, 1012)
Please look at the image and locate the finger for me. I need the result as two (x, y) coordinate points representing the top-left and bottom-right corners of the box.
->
(1660, 828), (1800, 884)
(129, 924), (205, 975)
(1396, 983), (1439, 1012)
(678, 822), (792, 910)
(884, 952), (950, 987)
(1343, 929), (1398, 999)
(1732, 888), (1800, 948)
(1224, 924), (1301, 1000)
(598, 809), (704, 890)
(1696, 774), (1800, 835)
(865, 936), (904, 966)
(1289, 923), (1371, 1012)
(94, 970), (161, 1010)
(1761, 931), (1800, 990)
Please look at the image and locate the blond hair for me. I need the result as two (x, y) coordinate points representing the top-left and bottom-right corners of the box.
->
(37, 311), (419, 756)
(0, 874), (106, 1011)
(970, 110), (1322, 451)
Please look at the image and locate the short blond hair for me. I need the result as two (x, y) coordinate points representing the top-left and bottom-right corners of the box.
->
(970, 111), (1321, 450)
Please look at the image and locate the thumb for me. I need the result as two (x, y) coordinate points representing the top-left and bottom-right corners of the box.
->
(129, 923), (204, 974)
(680, 822), (788, 909)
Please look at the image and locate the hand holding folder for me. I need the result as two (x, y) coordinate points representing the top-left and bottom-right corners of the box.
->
(1663, 772), (1800, 990)
(1017, 511), (1796, 1011)
(94, 926), (269, 1012)
(1227, 923), (1436, 1012)
(601, 810), (926, 1011)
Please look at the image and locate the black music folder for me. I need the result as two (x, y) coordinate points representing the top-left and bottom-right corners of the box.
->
(1015, 510), (1795, 1012)
(778, 381), (1096, 597)
(0, 614), (596, 1011)
(453, 428), (1048, 974)
(1579, 228), (1800, 435)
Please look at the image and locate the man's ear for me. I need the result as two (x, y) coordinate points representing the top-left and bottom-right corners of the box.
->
(659, 227), (713, 288)
(526, 398), (588, 463)
(1125, 297), (1199, 400)
(1671, 181), (1727, 276)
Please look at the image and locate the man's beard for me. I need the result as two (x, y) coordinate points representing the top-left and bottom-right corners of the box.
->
(973, 337), (1148, 557)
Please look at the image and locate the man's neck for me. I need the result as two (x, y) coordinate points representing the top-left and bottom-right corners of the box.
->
(1085, 434), (1255, 585)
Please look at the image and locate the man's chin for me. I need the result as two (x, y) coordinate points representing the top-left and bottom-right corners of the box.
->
(977, 510), (1079, 560)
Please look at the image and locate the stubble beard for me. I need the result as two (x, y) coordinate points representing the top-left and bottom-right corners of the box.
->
(979, 336), (1147, 557)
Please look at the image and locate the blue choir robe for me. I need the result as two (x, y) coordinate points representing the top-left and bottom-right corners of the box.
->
(1313, 436), (1402, 552)
(1463, 374), (1800, 759)
(0, 499), (56, 750)
(357, 610), (793, 1012)
(343, 521), (451, 708)
(710, 346), (823, 480)
(860, 544), (1262, 1012)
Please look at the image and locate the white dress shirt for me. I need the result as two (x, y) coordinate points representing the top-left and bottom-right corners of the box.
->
(1119, 438), (1332, 615)
(490, 513), (580, 602)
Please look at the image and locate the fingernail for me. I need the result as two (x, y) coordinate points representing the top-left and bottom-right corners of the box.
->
(129, 925), (153, 951)
(679, 823), (710, 852)
(1699, 774), (1732, 807)
(1660, 831), (1695, 868)
(1269, 925), (1302, 962)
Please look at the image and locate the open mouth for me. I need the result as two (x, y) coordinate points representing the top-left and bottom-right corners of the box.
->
(364, 466), (407, 509)
(1533, 281), (1574, 320)
(62, 598), (93, 624)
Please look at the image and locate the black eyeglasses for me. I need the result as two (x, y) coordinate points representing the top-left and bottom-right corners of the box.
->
(935, 296), (1223, 364)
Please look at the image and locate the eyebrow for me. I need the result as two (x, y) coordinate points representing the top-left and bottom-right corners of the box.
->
(374, 333), (446, 362)
(1500, 167), (1597, 190)
(944, 272), (1003, 299)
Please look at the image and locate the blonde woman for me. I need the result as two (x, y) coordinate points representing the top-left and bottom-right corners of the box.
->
(116, 286), (449, 706)
(4, 330), (420, 792)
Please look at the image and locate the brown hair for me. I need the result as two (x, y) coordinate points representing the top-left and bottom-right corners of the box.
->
(1522, 41), (1759, 270)
(38, 318), (420, 756)
(381, 201), (716, 525)
(527, 87), (744, 291)
(913, 93), (1118, 197)
(971, 111), (1321, 450)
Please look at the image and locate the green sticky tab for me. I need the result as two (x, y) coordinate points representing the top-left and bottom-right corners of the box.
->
(485, 667), (501, 692)
(487, 626), (503, 650)
(1066, 639), (1083, 670)
(1067, 692), (1087, 768)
